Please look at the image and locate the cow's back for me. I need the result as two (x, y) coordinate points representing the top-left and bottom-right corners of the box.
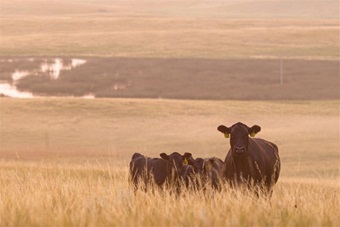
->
(149, 158), (168, 185)
(211, 157), (224, 172)
(129, 153), (169, 188)
(129, 153), (146, 184)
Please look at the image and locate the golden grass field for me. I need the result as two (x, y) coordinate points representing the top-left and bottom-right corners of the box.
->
(0, 0), (339, 59)
(0, 0), (339, 226)
(1, 17), (338, 59)
(0, 99), (339, 226)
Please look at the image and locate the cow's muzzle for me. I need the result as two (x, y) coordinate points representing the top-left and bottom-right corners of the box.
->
(234, 146), (246, 154)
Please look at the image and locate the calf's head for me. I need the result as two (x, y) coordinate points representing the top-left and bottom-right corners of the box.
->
(160, 152), (192, 176)
(217, 122), (261, 156)
(190, 158), (204, 175)
(202, 158), (215, 175)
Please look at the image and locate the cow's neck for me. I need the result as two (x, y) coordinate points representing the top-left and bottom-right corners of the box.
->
(232, 154), (254, 181)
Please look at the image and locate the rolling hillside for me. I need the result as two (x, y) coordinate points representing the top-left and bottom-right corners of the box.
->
(0, 0), (338, 59)
(1, 0), (339, 18)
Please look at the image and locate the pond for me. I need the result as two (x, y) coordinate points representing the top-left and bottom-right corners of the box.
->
(0, 58), (93, 98)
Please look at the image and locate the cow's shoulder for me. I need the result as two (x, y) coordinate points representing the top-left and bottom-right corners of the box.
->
(251, 138), (278, 153)
(249, 138), (279, 166)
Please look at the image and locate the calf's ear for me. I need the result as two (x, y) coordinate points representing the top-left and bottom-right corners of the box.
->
(183, 152), (192, 160)
(209, 158), (215, 164)
(187, 156), (195, 166)
(249, 125), (261, 137)
(217, 125), (231, 138)
(183, 153), (192, 165)
(160, 153), (169, 160)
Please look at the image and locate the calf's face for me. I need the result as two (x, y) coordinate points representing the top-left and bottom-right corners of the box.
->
(160, 152), (192, 176)
(218, 122), (261, 156)
(202, 158), (215, 175)
(192, 158), (204, 175)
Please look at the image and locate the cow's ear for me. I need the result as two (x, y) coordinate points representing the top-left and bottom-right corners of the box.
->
(160, 153), (169, 160)
(183, 152), (192, 160)
(249, 125), (261, 137)
(187, 156), (195, 166)
(218, 125), (231, 138)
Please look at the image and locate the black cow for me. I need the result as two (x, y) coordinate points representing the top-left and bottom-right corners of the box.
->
(182, 157), (224, 190)
(181, 157), (204, 189)
(217, 122), (280, 195)
(202, 157), (224, 190)
(129, 152), (192, 191)
(181, 164), (195, 188)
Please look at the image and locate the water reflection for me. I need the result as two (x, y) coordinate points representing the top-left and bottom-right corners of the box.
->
(40, 58), (86, 80)
(12, 71), (30, 81)
(0, 58), (89, 98)
(0, 83), (33, 98)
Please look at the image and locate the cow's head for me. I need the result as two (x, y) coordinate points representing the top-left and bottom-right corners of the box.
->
(189, 158), (204, 175)
(160, 152), (192, 176)
(217, 122), (261, 156)
(202, 158), (215, 174)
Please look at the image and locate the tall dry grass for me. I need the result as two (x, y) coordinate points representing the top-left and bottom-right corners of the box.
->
(0, 161), (338, 226)
(0, 98), (339, 226)
(1, 99), (338, 178)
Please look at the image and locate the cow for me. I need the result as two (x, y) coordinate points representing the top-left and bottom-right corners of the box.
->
(202, 157), (224, 190)
(181, 156), (224, 191)
(181, 157), (204, 189)
(217, 122), (280, 196)
(129, 152), (192, 191)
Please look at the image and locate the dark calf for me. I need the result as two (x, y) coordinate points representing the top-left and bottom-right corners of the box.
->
(182, 156), (224, 191)
(181, 157), (204, 189)
(202, 157), (224, 190)
(129, 152), (192, 191)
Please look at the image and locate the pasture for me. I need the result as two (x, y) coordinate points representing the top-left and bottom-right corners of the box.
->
(0, 99), (339, 226)
(0, 0), (339, 226)
(0, 0), (339, 59)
